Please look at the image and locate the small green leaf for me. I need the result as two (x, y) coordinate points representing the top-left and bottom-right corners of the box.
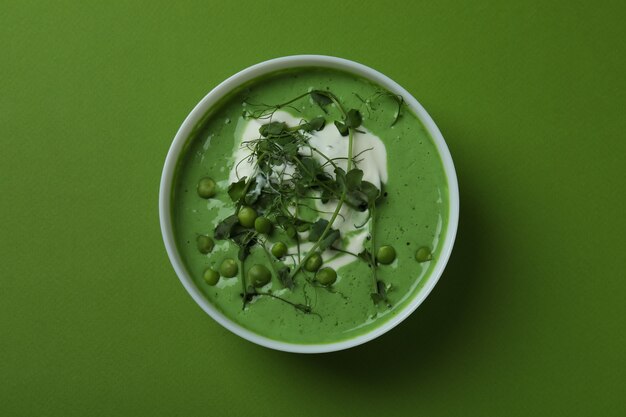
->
(311, 90), (333, 107)
(230, 229), (251, 246)
(273, 134), (295, 147)
(334, 167), (346, 192)
(244, 177), (261, 205)
(299, 157), (321, 180)
(318, 229), (340, 251)
(309, 117), (326, 131)
(256, 140), (272, 154)
(238, 244), (250, 261)
(377, 280), (387, 298)
(370, 293), (383, 303)
(316, 172), (333, 183)
(345, 190), (369, 211)
(345, 109), (362, 129)
(259, 122), (287, 137)
(281, 141), (299, 159)
(302, 117), (325, 132)
(308, 219), (341, 250)
(345, 169), (363, 191)
(371, 280), (390, 306)
(277, 266), (294, 290)
(334, 121), (349, 136)
(360, 181), (380, 204)
(296, 221), (312, 232)
(308, 219), (330, 242)
(274, 215), (290, 227)
(227, 178), (247, 202)
(214, 214), (239, 240)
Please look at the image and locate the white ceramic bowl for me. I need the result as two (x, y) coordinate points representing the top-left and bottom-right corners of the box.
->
(159, 55), (459, 353)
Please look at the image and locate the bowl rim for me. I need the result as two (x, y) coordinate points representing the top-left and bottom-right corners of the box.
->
(159, 54), (459, 353)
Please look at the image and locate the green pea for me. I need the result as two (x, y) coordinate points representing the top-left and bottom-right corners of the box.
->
(248, 264), (271, 288)
(203, 268), (220, 286)
(197, 177), (217, 198)
(196, 235), (214, 254)
(304, 252), (323, 272)
(219, 258), (238, 278)
(237, 206), (258, 228)
(415, 247), (433, 263)
(271, 242), (288, 258)
(316, 267), (337, 286)
(254, 216), (273, 234)
(376, 245), (396, 265)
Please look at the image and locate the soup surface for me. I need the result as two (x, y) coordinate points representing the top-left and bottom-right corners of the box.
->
(172, 67), (450, 344)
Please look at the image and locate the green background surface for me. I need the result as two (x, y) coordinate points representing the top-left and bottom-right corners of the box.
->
(1, 1), (625, 416)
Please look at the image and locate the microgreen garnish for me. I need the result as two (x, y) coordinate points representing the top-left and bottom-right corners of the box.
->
(310, 90), (333, 108)
(354, 91), (404, 126)
(227, 178), (247, 203)
(206, 89), (405, 313)
(370, 280), (392, 308)
(245, 288), (321, 318)
(307, 219), (341, 251)
(214, 214), (240, 240)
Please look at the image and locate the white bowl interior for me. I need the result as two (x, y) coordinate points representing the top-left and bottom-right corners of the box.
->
(159, 55), (459, 353)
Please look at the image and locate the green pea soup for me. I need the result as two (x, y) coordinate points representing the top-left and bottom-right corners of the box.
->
(171, 67), (450, 344)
